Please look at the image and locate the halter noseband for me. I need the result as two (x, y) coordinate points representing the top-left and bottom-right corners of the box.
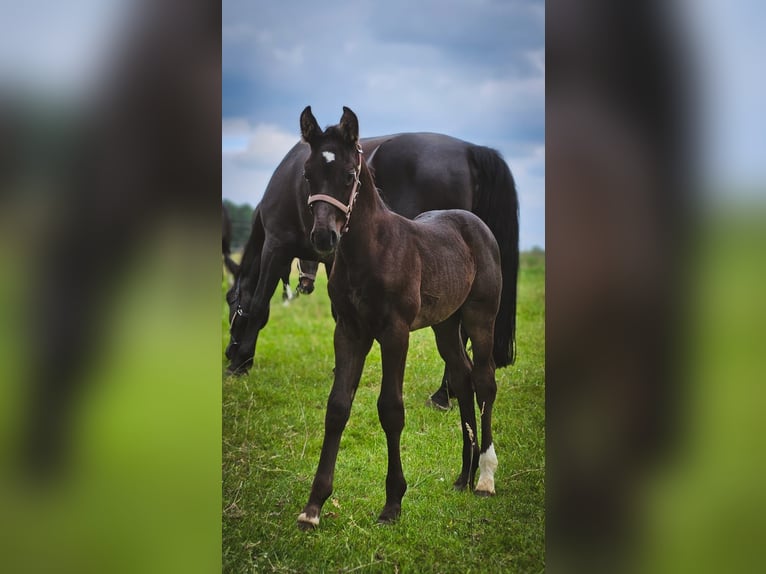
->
(307, 144), (363, 234)
(297, 260), (316, 282)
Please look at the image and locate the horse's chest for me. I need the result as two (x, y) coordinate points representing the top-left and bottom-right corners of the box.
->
(330, 278), (400, 333)
(346, 284), (384, 319)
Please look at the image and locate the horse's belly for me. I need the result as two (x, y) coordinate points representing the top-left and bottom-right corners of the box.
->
(410, 290), (465, 331)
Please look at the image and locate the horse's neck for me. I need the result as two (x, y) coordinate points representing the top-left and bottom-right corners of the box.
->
(338, 163), (390, 258)
(359, 163), (387, 217)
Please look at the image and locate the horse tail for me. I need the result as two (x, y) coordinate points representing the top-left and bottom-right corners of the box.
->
(468, 145), (520, 368)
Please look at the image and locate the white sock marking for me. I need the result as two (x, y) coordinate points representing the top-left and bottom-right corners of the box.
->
(297, 512), (320, 526)
(322, 151), (335, 163)
(475, 443), (497, 494)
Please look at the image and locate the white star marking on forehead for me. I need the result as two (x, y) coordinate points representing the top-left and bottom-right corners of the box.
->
(322, 151), (335, 163)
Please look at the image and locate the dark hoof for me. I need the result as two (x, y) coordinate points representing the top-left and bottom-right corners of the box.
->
(225, 367), (248, 377)
(377, 506), (401, 524)
(297, 520), (317, 531)
(453, 480), (469, 492)
(427, 389), (451, 411)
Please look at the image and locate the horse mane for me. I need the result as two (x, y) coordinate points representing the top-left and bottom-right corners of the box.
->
(236, 205), (265, 287)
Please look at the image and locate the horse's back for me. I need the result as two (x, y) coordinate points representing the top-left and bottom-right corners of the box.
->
(414, 209), (498, 261)
(371, 134), (475, 218)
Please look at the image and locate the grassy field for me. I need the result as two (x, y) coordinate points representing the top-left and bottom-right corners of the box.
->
(222, 251), (544, 573)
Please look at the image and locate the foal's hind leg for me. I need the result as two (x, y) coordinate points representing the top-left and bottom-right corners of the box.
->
(432, 316), (479, 491)
(427, 365), (452, 411)
(428, 325), (468, 410)
(461, 303), (499, 496)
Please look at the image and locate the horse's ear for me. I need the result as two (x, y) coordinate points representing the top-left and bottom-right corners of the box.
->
(339, 106), (359, 145)
(300, 106), (322, 145)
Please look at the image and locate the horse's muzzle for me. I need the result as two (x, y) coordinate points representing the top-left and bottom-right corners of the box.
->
(297, 278), (315, 295)
(310, 228), (339, 255)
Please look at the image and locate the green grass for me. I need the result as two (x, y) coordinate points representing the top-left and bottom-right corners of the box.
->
(222, 252), (545, 573)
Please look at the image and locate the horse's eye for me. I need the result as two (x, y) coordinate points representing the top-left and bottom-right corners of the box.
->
(345, 170), (355, 186)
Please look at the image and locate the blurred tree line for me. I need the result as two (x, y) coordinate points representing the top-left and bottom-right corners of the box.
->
(223, 199), (254, 251)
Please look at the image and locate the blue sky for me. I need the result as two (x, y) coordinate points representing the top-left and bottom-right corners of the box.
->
(685, 0), (766, 196)
(1, 1), (761, 251)
(222, 0), (546, 249)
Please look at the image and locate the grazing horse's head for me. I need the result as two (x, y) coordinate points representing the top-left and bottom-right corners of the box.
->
(296, 260), (318, 295)
(225, 275), (250, 366)
(297, 276), (315, 295)
(300, 105), (362, 256)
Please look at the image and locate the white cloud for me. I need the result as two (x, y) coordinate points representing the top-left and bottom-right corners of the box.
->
(0, 0), (128, 94)
(222, 120), (301, 205)
(222, 120), (299, 166)
(223, 0), (545, 247)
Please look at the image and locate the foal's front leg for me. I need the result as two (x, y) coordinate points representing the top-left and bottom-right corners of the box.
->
(297, 324), (372, 530)
(377, 325), (410, 523)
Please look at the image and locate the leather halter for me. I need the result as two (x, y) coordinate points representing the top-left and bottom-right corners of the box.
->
(307, 144), (363, 234)
(297, 260), (316, 281)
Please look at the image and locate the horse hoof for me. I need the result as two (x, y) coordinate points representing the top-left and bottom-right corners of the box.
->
(453, 481), (468, 492)
(426, 392), (450, 411)
(225, 361), (251, 376)
(377, 506), (401, 524)
(426, 399), (450, 411)
(297, 512), (319, 531)
(474, 489), (495, 497)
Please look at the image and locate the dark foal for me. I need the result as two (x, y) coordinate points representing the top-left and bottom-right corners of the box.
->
(296, 106), (501, 530)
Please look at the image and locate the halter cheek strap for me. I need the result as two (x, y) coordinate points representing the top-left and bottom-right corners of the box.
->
(297, 260), (316, 281)
(307, 145), (363, 234)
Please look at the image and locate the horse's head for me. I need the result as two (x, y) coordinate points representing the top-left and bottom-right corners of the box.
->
(300, 105), (362, 256)
(297, 276), (315, 295)
(296, 259), (318, 295)
(224, 276), (250, 367)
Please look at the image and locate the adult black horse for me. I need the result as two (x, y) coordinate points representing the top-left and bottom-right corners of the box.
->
(226, 111), (519, 408)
